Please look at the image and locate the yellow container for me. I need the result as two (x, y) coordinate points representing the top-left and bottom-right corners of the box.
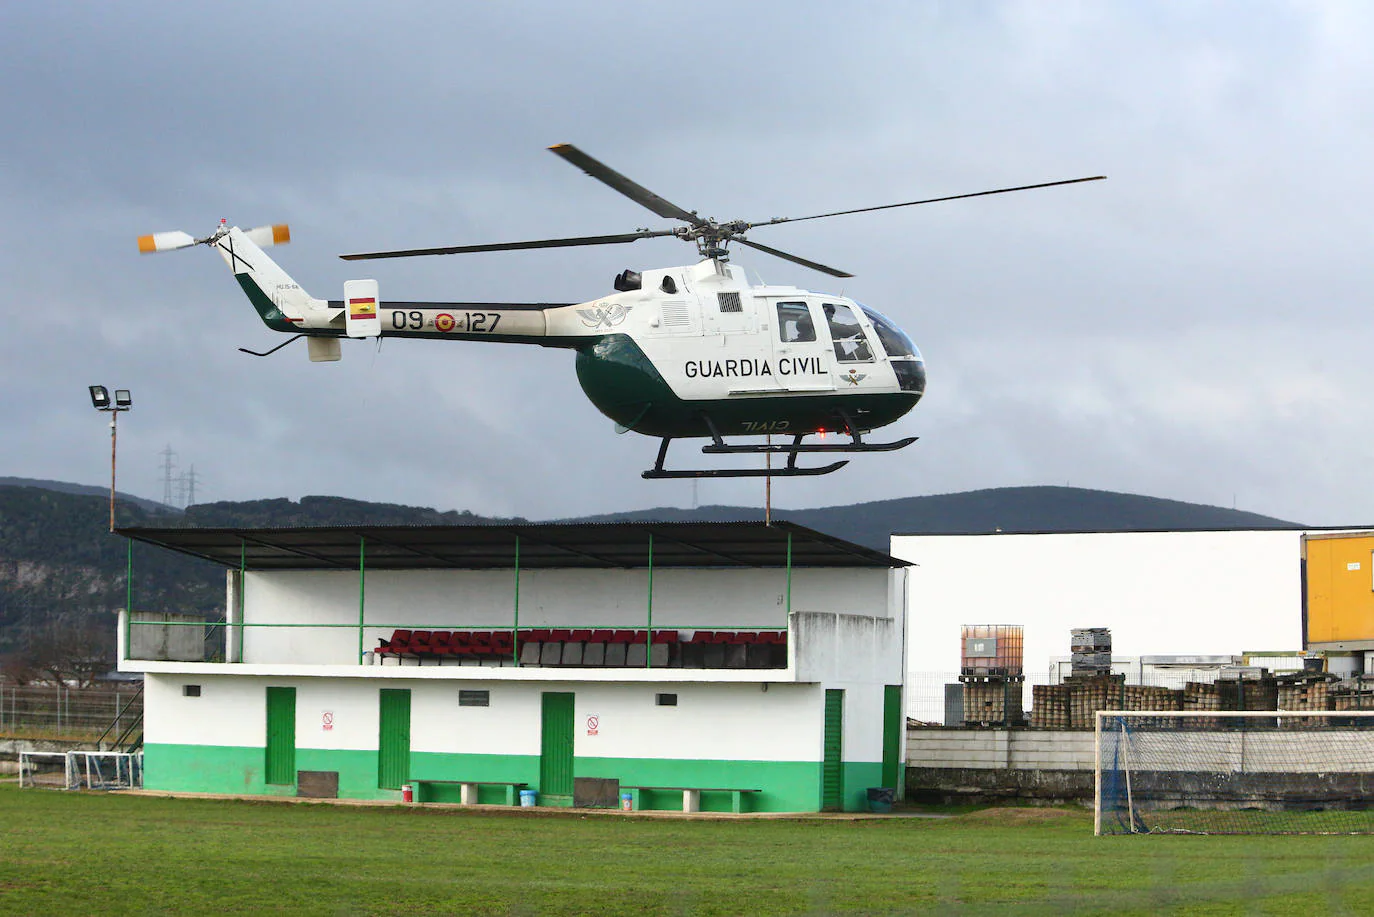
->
(1303, 533), (1374, 649)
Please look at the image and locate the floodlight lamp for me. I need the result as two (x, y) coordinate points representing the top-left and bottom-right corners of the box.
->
(114, 389), (132, 408)
(89, 385), (110, 410)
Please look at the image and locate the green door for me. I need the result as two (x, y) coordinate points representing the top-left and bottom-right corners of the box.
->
(540, 692), (575, 803)
(265, 686), (296, 786)
(822, 689), (844, 811)
(882, 684), (903, 791)
(378, 688), (411, 790)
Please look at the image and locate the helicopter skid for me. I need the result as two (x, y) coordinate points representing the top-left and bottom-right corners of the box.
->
(701, 435), (918, 455)
(642, 463), (847, 480)
(642, 435), (851, 480)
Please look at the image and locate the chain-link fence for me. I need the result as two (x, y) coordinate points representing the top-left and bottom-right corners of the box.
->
(0, 684), (142, 739)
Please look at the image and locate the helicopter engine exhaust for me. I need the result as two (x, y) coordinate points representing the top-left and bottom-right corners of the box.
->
(613, 269), (641, 292)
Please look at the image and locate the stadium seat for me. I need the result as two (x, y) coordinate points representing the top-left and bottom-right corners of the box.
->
(583, 630), (611, 667)
(562, 630), (592, 666)
(605, 639), (628, 667)
(469, 632), (494, 659)
(679, 632), (710, 668)
(376, 629), (412, 656)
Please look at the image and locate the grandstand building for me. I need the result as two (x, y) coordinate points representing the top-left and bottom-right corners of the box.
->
(117, 522), (909, 813)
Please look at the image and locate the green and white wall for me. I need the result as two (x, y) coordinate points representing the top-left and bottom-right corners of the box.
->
(143, 668), (904, 812)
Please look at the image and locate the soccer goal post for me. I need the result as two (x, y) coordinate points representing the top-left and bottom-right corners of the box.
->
(1096, 710), (1374, 835)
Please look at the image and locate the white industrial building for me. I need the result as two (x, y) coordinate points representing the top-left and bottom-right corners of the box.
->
(890, 529), (1310, 719)
(118, 522), (908, 812)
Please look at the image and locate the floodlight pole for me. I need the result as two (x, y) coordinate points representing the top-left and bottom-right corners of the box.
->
(90, 385), (131, 533)
(109, 410), (119, 533)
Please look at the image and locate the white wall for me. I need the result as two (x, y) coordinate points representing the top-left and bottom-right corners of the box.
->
(893, 530), (1304, 682)
(144, 673), (827, 762)
(572, 682), (822, 762)
(237, 566), (893, 666)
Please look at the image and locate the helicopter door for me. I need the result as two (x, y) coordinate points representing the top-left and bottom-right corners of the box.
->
(702, 290), (755, 336)
(821, 302), (877, 388)
(771, 301), (833, 392)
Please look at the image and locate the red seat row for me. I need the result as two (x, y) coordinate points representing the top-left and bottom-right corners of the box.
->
(375, 629), (788, 658)
(376, 630), (516, 658)
(687, 631), (787, 645)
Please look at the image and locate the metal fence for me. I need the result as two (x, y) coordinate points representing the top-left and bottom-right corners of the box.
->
(0, 684), (143, 738)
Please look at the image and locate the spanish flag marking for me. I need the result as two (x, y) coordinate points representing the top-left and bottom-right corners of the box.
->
(349, 297), (377, 321)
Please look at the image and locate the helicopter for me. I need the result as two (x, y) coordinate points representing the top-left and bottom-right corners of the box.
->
(139, 144), (1103, 479)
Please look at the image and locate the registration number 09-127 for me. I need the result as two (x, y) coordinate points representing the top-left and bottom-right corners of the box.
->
(390, 311), (502, 332)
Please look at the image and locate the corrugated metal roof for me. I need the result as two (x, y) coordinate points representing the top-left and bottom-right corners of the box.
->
(117, 520), (907, 571)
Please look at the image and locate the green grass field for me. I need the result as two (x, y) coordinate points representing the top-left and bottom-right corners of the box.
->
(2, 785), (1373, 916)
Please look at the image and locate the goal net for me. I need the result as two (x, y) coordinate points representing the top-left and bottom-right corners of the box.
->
(1096, 711), (1374, 835)
(18, 752), (75, 789)
(67, 751), (142, 790)
(17, 751), (143, 791)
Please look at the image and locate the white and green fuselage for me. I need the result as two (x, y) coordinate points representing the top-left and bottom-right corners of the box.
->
(217, 225), (926, 439)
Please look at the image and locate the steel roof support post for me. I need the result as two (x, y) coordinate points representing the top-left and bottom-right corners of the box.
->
(358, 536), (366, 664)
(646, 533), (655, 669)
(785, 531), (793, 618)
(234, 539), (246, 664)
(123, 538), (133, 663)
(513, 535), (521, 668)
(785, 532), (793, 667)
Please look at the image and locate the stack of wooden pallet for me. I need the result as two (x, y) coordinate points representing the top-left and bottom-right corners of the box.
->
(1330, 680), (1374, 711)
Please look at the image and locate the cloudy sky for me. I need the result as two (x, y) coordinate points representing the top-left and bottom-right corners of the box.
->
(2, 1), (1372, 523)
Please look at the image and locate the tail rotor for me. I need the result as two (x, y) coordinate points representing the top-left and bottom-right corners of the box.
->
(136, 220), (289, 254)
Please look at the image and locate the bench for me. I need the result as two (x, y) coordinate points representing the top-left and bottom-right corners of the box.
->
(410, 779), (528, 806)
(620, 785), (760, 814)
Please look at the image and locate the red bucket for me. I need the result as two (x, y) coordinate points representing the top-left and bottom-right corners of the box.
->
(401, 784), (413, 803)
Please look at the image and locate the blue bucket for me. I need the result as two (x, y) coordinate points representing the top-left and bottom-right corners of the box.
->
(519, 789), (537, 807)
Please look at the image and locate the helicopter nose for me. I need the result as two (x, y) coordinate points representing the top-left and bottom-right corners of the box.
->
(895, 359), (925, 396)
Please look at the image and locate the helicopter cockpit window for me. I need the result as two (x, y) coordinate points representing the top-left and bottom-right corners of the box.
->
(776, 302), (816, 343)
(858, 304), (918, 359)
(823, 302), (874, 362)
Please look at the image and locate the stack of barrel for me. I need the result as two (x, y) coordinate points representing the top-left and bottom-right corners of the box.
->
(959, 625), (1024, 726)
(1278, 669), (1336, 728)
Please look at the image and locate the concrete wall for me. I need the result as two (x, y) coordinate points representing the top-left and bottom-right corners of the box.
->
(906, 728), (1095, 771)
(892, 530), (1306, 719)
(130, 612), (205, 662)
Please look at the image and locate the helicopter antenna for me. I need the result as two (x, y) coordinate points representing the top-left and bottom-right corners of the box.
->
(340, 143), (1105, 280)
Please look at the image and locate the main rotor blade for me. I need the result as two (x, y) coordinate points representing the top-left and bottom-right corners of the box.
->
(549, 143), (702, 225)
(340, 229), (677, 261)
(735, 238), (853, 278)
(751, 175), (1107, 228)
